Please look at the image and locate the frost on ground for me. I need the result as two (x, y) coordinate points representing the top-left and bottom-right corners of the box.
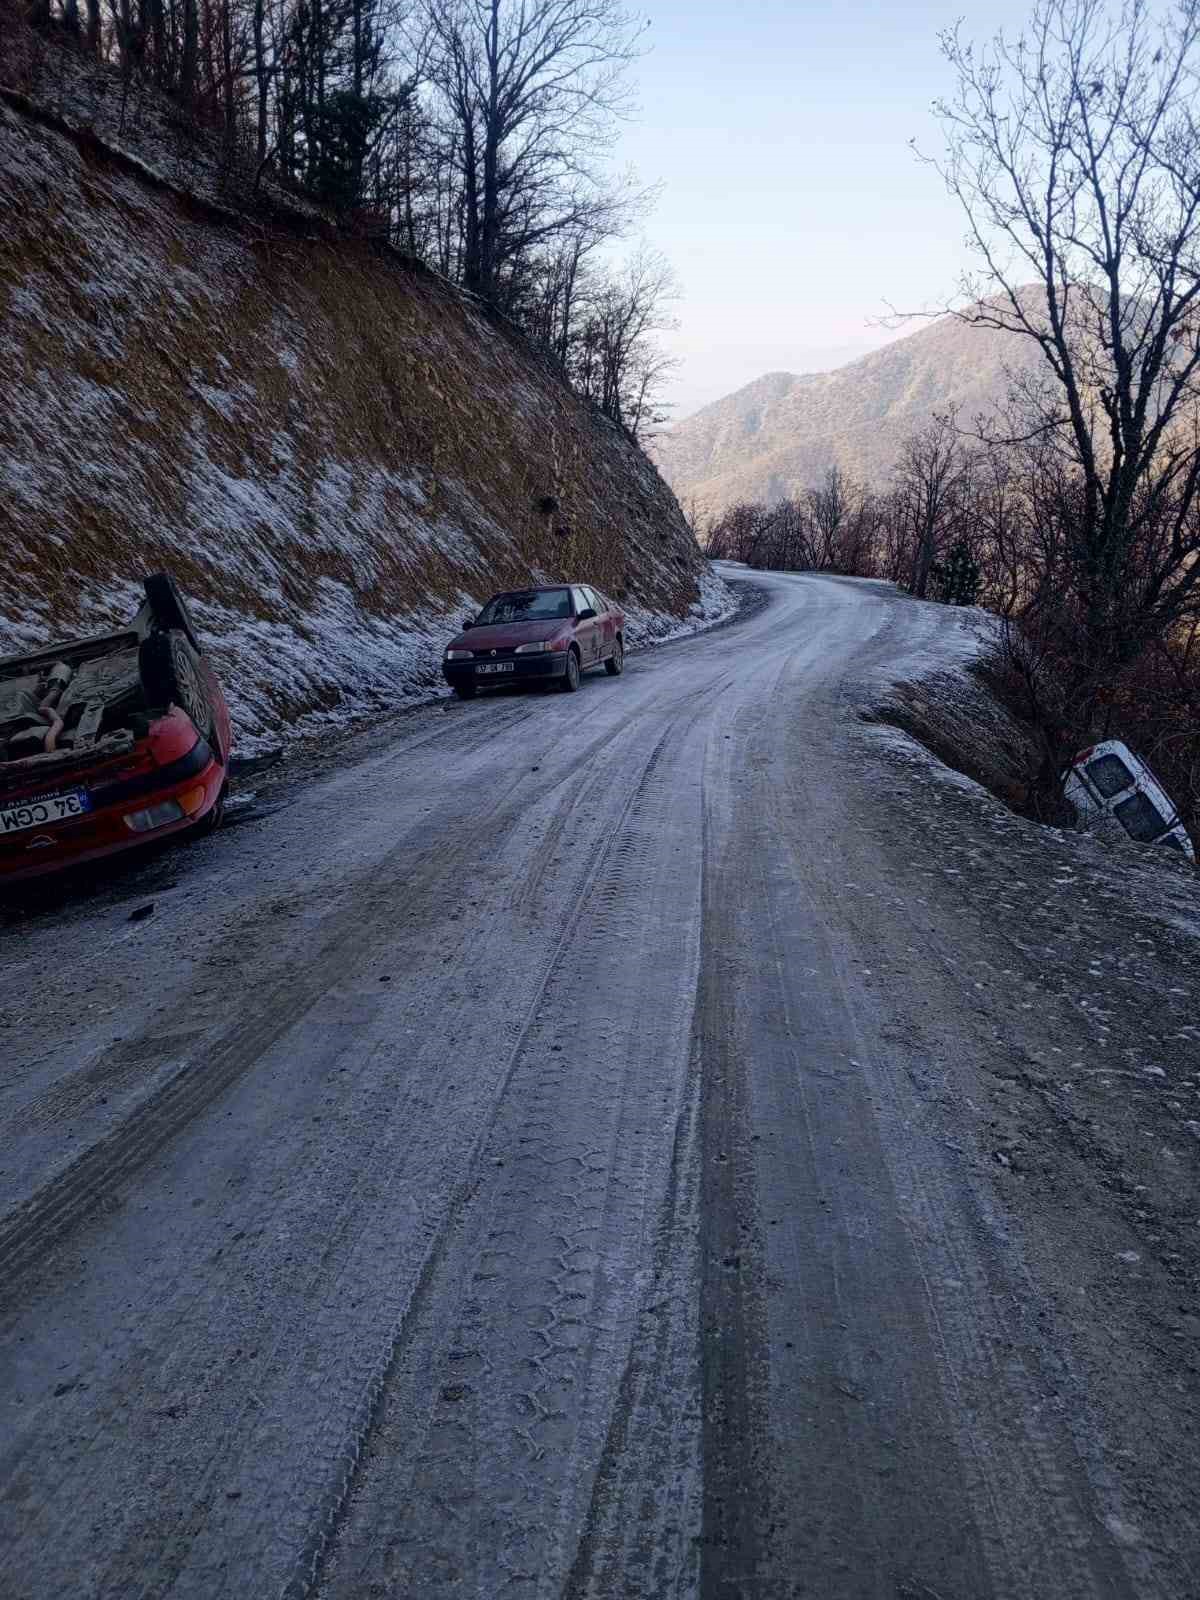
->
(858, 595), (1037, 800)
(209, 564), (734, 756)
(849, 581), (1199, 1324)
(831, 583), (1200, 1532)
(0, 81), (729, 755)
(855, 582), (1198, 907)
(622, 561), (737, 647)
(0, 37), (333, 231)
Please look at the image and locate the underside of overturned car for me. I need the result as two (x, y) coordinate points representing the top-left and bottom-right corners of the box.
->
(0, 575), (231, 883)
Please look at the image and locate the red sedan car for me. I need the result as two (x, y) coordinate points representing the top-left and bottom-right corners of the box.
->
(0, 575), (231, 883)
(443, 584), (626, 698)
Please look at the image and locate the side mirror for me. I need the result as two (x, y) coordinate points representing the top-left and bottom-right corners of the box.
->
(576, 607), (597, 622)
(462, 619), (474, 630)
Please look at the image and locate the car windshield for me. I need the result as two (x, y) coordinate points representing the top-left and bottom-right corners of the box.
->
(476, 589), (571, 625)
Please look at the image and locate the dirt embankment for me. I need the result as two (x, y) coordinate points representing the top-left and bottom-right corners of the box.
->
(0, 70), (723, 749)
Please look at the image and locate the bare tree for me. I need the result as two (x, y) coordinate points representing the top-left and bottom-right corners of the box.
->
(894, 415), (966, 598)
(571, 244), (678, 438)
(419, 0), (646, 304)
(15, 0), (679, 442)
(807, 464), (852, 568)
(930, 0), (1200, 671)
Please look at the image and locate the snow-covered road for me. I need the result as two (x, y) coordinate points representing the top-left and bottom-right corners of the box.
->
(1, 571), (1195, 1599)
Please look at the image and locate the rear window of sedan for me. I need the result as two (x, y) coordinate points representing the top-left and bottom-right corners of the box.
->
(1086, 753), (1134, 798)
(1114, 790), (1171, 843)
(477, 589), (572, 624)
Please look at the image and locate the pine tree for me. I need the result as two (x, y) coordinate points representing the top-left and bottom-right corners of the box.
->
(930, 537), (980, 606)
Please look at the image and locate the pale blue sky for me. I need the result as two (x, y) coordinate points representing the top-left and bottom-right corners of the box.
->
(612, 0), (1011, 418)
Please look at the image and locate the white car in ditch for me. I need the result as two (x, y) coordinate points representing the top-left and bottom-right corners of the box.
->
(1064, 739), (1194, 861)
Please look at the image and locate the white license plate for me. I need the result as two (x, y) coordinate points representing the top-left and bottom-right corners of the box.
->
(476, 662), (515, 674)
(0, 790), (92, 836)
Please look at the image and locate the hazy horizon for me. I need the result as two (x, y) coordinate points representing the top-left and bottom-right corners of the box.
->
(613, 0), (1010, 420)
(666, 326), (916, 424)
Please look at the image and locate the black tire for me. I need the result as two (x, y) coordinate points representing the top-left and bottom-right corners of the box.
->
(139, 629), (215, 741)
(144, 574), (202, 654)
(604, 637), (624, 676)
(561, 649), (581, 693)
(454, 683), (477, 700)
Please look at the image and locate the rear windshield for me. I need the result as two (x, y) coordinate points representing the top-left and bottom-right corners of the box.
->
(1086, 753), (1134, 798)
(1114, 790), (1169, 843)
(476, 589), (571, 624)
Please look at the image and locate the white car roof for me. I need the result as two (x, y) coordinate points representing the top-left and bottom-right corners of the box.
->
(1074, 740), (1178, 821)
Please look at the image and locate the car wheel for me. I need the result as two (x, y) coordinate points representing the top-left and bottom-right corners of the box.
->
(604, 638), (624, 676)
(139, 629), (216, 741)
(561, 649), (581, 692)
(454, 683), (477, 699)
(144, 574), (202, 654)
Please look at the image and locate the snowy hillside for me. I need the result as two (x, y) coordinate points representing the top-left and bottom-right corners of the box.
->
(0, 85), (729, 752)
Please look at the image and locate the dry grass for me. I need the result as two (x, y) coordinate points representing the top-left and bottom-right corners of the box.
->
(866, 655), (1066, 824)
(0, 57), (708, 737)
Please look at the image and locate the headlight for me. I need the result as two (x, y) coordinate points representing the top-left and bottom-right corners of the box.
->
(445, 649), (473, 660)
(515, 640), (554, 654)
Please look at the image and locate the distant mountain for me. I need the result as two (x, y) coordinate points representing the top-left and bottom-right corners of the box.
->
(652, 308), (1044, 518)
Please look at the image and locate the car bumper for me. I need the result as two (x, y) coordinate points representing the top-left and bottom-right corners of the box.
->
(0, 740), (226, 884)
(442, 652), (569, 688)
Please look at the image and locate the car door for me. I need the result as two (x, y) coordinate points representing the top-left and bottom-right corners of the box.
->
(583, 588), (610, 659)
(571, 586), (598, 665)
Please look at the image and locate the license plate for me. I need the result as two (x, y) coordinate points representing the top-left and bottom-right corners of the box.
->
(476, 662), (515, 674)
(0, 790), (92, 836)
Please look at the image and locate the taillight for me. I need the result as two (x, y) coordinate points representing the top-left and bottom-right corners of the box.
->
(178, 784), (208, 816)
(125, 799), (185, 832)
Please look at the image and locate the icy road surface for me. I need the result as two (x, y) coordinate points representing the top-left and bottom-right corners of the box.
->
(1, 572), (1197, 1599)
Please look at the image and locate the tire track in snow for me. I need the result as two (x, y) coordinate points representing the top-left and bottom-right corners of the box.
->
(284, 716), (689, 1599)
(310, 685), (726, 1600)
(0, 691), (689, 1307)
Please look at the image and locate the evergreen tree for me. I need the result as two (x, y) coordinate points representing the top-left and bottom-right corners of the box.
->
(930, 538), (980, 607)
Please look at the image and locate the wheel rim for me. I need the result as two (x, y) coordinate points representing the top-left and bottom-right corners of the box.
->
(568, 655), (579, 688)
(615, 642), (623, 668)
(175, 647), (212, 735)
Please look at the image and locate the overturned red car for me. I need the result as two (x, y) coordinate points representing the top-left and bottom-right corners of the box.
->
(0, 575), (231, 883)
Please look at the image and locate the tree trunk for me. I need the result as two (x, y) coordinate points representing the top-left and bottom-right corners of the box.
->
(221, 0), (235, 145)
(478, 0), (502, 299)
(180, 0), (198, 103)
(313, 0), (325, 187)
(913, 515), (936, 599)
(145, 0), (166, 86)
(253, 0), (268, 162)
(461, 119), (482, 291)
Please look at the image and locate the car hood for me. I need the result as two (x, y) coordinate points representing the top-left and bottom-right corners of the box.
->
(450, 621), (568, 651)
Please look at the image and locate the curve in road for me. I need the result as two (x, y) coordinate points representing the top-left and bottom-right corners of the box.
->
(0, 572), (1186, 1599)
